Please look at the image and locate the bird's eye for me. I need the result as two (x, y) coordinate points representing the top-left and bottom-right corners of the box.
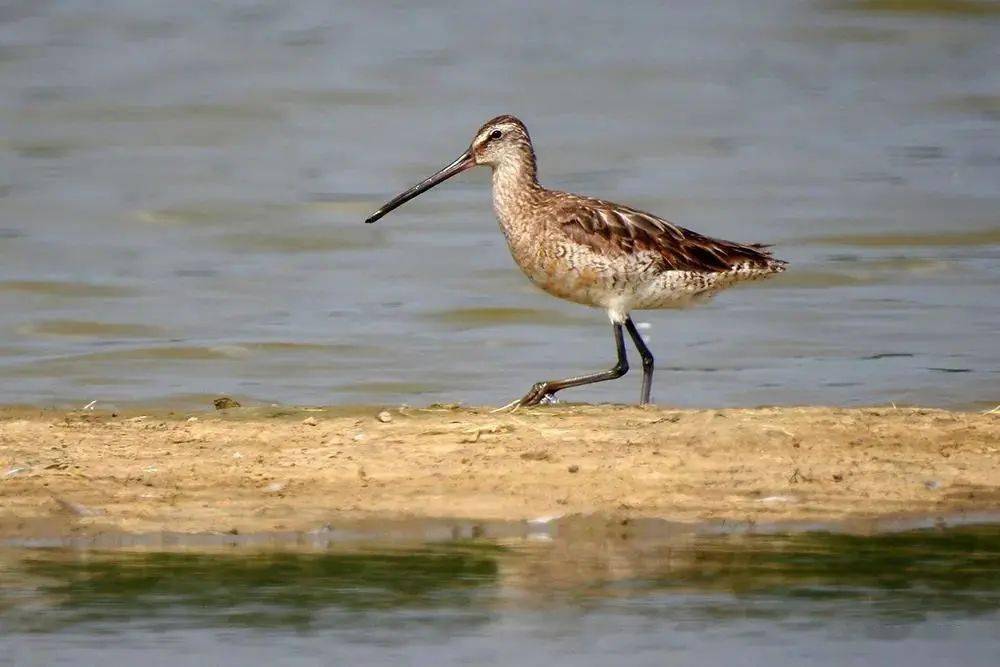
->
(489, 129), (502, 140)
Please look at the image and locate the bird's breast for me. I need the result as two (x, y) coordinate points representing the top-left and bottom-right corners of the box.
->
(497, 220), (622, 307)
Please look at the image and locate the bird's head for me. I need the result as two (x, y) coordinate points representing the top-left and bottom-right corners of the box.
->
(364, 115), (532, 224)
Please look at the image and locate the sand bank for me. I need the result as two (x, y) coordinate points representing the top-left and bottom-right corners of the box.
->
(1, 404), (997, 538)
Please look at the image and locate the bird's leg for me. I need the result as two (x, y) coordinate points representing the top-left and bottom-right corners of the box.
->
(624, 317), (654, 405)
(503, 323), (629, 409)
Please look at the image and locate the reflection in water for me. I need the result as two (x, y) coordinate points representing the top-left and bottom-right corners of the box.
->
(3, 526), (999, 630)
(840, 0), (1000, 16)
(2, 547), (502, 633)
(1, 526), (999, 664)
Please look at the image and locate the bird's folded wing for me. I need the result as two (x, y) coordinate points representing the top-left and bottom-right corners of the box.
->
(555, 198), (783, 274)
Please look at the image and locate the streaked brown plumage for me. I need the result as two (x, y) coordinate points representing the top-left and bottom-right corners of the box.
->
(557, 198), (778, 273)
(365, 114), (786, 408)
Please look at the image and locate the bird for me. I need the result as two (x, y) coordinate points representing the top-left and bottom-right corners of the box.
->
(364, 115), (786, 409)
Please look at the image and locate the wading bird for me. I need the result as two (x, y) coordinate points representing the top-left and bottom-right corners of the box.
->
(365, 115), (786, 409)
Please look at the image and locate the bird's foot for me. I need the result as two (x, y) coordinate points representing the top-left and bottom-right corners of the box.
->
(491, 382), (557, 413)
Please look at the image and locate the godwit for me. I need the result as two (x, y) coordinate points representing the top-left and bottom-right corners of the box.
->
(365, 115), (786, 408)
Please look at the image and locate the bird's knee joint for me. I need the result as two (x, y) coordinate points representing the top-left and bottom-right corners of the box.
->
(642, 357), (654, 371)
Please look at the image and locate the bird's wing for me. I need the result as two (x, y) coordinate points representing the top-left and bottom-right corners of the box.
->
(554, 196), (783, 273)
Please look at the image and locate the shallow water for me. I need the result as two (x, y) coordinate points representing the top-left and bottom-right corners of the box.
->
(2, 523), (999, 665)
(1, 0), (998, 409)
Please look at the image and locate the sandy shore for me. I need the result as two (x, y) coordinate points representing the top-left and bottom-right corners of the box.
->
(1, 404), (997, 539)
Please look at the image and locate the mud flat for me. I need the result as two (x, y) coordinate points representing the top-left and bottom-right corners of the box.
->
(1, 405), (997, 539)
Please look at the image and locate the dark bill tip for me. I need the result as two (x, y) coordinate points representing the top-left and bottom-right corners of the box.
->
(362, 149), (475, 224)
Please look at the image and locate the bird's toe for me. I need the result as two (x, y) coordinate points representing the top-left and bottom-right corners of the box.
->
(518, 381), (552, 407)
(492, 381), (557, 413)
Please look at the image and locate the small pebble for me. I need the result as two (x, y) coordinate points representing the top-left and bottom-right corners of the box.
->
(213, 397), (240, 410)
(53, 496), (102, 517)
(353, 432), (366, 442)
(187, 416), (198, 422)
(377, 410), (393, 423)
(758, 495), (798, 504)
(302, 417), (318, 426)
(568, 464), (579, 473)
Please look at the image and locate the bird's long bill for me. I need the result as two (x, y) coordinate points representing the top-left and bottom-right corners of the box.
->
(364, 149), (475, 224)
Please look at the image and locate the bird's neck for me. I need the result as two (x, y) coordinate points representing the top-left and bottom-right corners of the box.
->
(491, 151), (542, 230)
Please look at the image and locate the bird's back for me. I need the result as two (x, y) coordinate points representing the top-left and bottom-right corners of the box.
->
(544, 191), (786, 276)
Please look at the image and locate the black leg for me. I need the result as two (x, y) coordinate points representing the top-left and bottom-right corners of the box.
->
(512, 322), (629, 407)
(624, 317), (654, 405)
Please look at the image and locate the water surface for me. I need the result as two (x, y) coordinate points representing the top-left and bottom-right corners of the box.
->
(1, 0), (997, 408)
(2, 523), (999, 665)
